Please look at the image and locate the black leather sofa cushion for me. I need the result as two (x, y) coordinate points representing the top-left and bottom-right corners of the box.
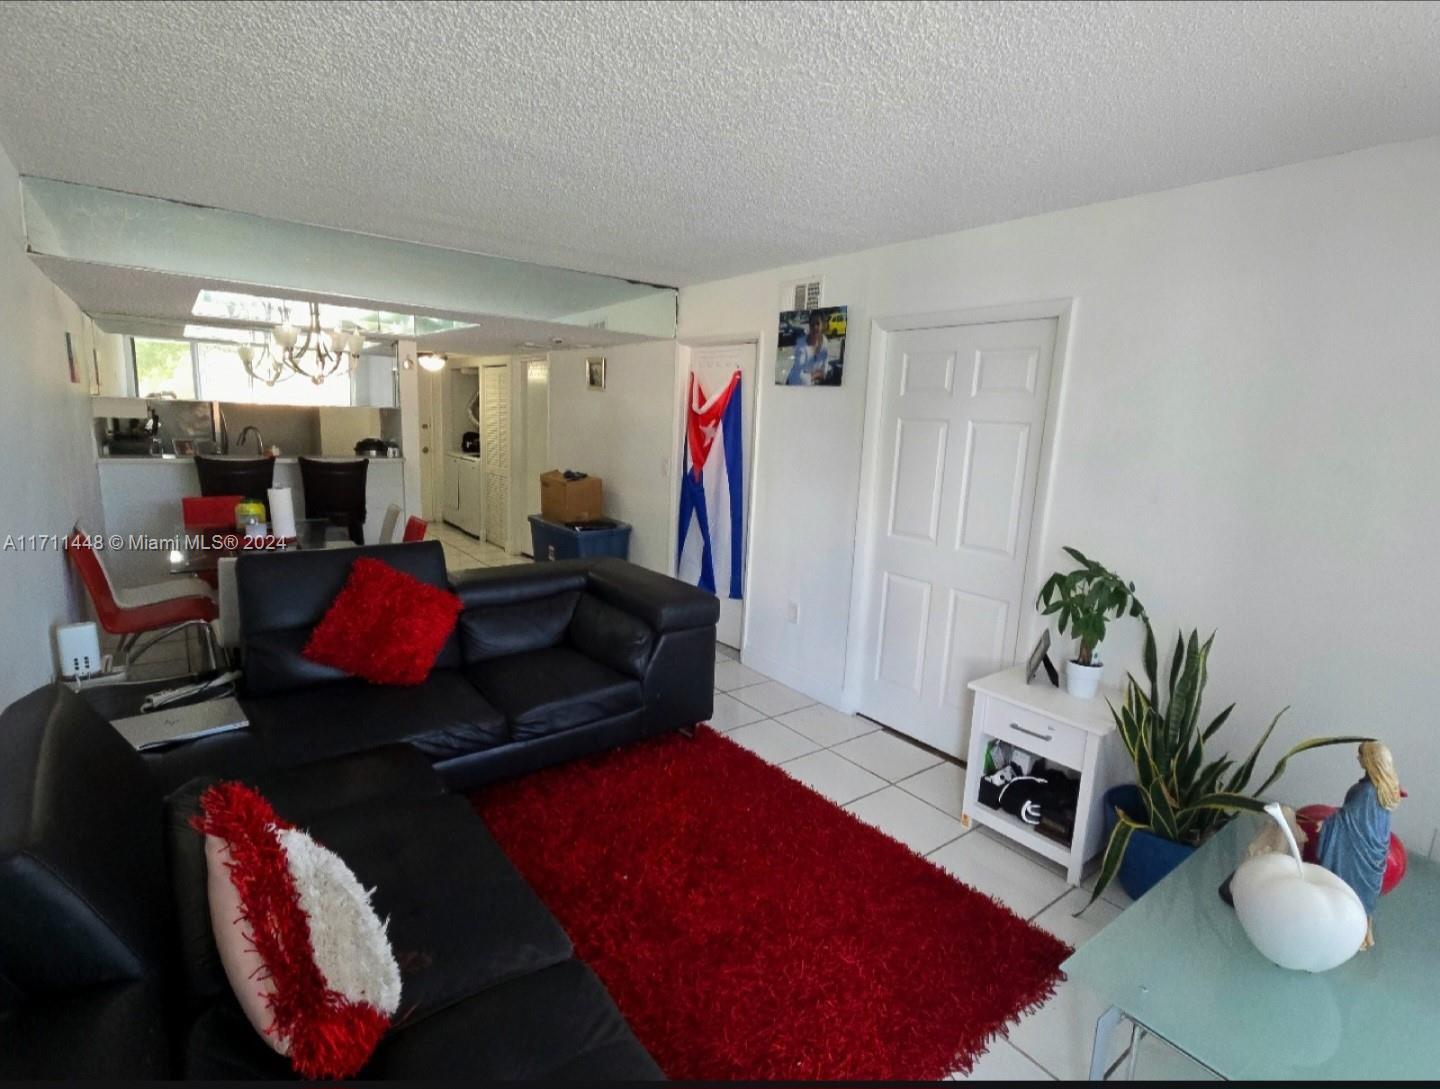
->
(569, 592), (655, 678)
(242, 669), (509, 764)
(316, 794), (575, 1014)
(460, 590), (580, 662)
(237, 542), (462, 695)
(164, 747), (447, 1008)
(467, 647), (643, 739)
(0, 686), (171, 993)
(143, 724), (275, 797)
(242, 627), (350, 696)
(238, 540), (451, 634)
(587, 557), (720, 632)
(182, 961), (661, 1081)
(0, 980), (170, 1079)
(364, 959), (664, 1080)
(451, 559), (593, 608)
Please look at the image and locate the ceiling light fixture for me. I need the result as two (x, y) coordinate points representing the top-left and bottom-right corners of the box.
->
(244, 301), (366, 385)
(417, 353), (446, 372)
(237, 333), (290, 387)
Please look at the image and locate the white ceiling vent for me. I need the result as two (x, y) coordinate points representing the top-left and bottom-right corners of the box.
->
(783, 277), (823, 311)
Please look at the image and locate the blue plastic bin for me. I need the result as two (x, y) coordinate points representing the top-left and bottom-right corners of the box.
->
(528, 515), (631, 562)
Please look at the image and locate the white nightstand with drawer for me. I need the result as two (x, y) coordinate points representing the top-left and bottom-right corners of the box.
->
(963, 666), (1129, 885)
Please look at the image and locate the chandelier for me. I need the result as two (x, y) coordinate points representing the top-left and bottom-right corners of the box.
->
(237, 302), (366, 386)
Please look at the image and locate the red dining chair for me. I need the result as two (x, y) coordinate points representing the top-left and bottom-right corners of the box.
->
(66, 526), (221, 673)
(401, 516), (428, 543)
(182, 494), (242, 589)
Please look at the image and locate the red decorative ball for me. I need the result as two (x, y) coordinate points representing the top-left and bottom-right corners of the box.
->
(1296, 803), (1408, 895)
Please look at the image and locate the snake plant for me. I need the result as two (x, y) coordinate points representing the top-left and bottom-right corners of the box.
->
(1087, 620), (1370, 905)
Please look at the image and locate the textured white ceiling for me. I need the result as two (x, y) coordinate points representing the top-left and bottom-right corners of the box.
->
(1, 1), (1437, 286)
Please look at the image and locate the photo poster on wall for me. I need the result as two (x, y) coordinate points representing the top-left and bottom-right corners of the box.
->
(775, 305), (847, 386)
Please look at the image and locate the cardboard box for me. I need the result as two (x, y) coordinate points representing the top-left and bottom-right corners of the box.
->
(540, 471), (604, 523)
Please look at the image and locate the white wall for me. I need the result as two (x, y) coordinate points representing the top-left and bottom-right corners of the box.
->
(678, 135), (1440, 847)
(0, 140), (107, 702)
(548, 341), (677, 573)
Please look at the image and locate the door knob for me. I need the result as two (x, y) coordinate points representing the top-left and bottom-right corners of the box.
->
(422, 446), (430, 453)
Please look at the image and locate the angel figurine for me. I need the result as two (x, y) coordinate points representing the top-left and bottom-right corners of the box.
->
(1315, 741), (1404, 949)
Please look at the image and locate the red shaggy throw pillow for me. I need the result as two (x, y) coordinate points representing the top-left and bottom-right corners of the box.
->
(194, 782), (402, 1080)
(303, 557), (462, 685)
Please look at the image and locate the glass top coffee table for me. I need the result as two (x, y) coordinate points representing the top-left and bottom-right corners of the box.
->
(1063, 811), (1439, 1080)
(168, 518), (351, 575)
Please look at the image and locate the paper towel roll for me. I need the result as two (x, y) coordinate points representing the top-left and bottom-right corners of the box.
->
(268, 487), (297, 540)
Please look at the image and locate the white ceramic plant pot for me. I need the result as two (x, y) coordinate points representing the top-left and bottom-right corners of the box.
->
(1065, 660), (1104, 699)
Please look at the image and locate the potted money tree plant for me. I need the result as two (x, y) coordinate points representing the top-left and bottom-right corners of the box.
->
(1035, 547), (1145, 698)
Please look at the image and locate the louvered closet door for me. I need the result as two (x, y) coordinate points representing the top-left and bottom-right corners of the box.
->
(856, 319), (1057, 758)
(482, 364), (510, 548)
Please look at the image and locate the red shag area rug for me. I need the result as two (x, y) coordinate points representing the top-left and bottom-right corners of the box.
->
(471, 727), (1068, 1080)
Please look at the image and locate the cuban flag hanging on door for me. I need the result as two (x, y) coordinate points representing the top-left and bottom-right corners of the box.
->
(677, 370), (743, 598)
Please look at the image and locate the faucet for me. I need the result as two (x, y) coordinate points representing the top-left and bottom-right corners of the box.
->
(236, 426), (265, 455)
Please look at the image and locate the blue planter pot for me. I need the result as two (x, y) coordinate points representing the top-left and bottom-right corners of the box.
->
(1103, 784), (1196, 900)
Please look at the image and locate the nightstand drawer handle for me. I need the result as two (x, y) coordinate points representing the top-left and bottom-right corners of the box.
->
(1009, 722), (1052, 742)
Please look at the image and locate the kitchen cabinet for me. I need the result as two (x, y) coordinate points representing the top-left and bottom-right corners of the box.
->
(443, 453), (484, 537)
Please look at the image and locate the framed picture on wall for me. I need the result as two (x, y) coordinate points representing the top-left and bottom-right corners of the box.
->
(776, 305), (846, 386)
(586, 356), (606, 391)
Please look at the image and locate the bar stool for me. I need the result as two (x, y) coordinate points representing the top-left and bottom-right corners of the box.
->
(194, 456), (276, 504)
(299, 457), (368, 546)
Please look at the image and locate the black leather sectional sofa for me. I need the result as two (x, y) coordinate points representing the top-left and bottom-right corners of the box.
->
(145, 542), (719, 793)
(1, 544), (720, 1078)
(0, 685), (662, 1079)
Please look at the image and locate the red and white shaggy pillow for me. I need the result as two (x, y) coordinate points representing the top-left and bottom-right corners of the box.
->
(194, 782), (402, 1079)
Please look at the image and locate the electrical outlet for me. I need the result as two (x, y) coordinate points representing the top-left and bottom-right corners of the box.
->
(786, 602), (800, 624)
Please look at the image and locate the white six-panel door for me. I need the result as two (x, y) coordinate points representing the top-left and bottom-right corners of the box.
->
(857, 318), (1057, 757)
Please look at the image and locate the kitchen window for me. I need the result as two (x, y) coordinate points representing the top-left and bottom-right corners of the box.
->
(132, 337), (196, 400)
(129, 336), (359, 406)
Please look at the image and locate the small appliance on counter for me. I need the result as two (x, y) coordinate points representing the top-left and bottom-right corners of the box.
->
(103, 417), (154, 456)
(461, 430), (480, 454)
(354, 437), (389, 458)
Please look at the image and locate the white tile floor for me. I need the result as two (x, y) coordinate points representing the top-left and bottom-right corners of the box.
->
(710, 645), (1146, 1082)
(425, 522), (533, 572)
